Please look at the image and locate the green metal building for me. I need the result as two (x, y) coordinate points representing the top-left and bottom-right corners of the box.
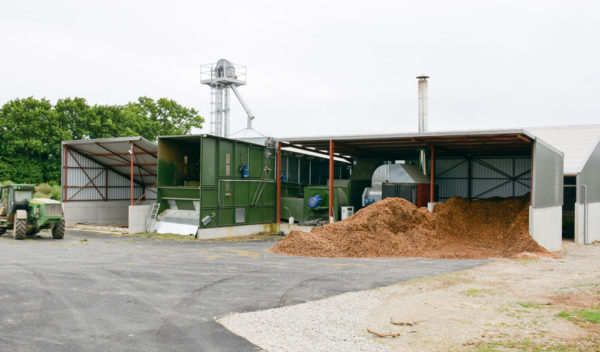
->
(156, 135), (276, 230)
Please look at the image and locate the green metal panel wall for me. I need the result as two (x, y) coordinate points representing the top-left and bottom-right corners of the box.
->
(157, 135), (276, 228)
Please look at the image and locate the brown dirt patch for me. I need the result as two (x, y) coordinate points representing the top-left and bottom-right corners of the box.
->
(548, 294), (600, 309)
(272, 196), (554, 259)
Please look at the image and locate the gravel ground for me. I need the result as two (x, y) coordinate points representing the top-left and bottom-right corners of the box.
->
(219, 241), (600, 351)
(220, 288), (391, 352)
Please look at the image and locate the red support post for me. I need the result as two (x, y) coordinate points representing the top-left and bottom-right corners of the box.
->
(430, 145), (435, 203)
(329, 140), (334, 223)
(276, 142), (282, 225)
(130, 142), (134, 206)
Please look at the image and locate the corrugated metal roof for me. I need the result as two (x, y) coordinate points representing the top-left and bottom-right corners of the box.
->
(62, 136), (157, 186)
(282, 128), (537, 142)
(280, 129), (538, 159)
(281, 125), (596, 175)
(526, 124), (600, 175)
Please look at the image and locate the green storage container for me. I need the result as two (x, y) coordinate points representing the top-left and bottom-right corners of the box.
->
(157, 135), (276, 228)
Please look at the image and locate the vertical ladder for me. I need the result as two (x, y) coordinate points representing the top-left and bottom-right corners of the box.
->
(251, 167), (272, 206)
(145, 203), (160, 233)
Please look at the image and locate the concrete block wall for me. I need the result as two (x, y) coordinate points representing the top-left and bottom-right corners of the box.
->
(64, 200), (154, 228)
(128, 205), (153, 234)
(64, 201), (131, 226)
(529, 205), (562, 251)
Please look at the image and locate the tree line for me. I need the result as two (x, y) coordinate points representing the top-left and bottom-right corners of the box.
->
(0, 97), (203, 184)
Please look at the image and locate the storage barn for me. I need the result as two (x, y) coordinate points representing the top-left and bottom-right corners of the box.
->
(280, 129), (565, 251)
(61, 126), (594, 253)
(61, 137), (157, 227)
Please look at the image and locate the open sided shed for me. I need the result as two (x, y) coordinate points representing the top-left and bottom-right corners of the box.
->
(61, 137), (157, 226)
(279, 129), (564, 251)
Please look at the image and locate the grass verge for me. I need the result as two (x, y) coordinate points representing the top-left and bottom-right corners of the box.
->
(557, 306), (600, 324)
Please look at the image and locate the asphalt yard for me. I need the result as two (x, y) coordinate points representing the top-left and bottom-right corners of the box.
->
(0, 230), (486, 352)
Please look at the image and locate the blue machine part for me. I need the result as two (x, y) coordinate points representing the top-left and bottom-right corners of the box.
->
(281, 172), (287, 182)
(307, 195), (322, 208)
(364, 198), (375, 206)
(239, 164), (249, 178)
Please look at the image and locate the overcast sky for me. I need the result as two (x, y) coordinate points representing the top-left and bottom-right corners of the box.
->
(1, 1), (598, 138)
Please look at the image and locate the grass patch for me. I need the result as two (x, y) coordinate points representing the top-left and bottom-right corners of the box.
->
(125, 232), (282, 243)
(127, 232), (197, 242)
(472, 338), (597, 352)
(575, 282), (600, 288)
(516, 302), (543, 309)
(463, 288), (481, 297)
(198, 233), (282, 242)
(557, 306), (600, 324)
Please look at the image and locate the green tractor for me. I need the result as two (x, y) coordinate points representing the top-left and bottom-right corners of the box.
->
(0, 184), (65, 240)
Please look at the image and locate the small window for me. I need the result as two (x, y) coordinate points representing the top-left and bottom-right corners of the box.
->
(14, 190), (32, 202)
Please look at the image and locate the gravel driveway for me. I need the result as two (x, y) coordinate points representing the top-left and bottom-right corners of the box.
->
(221, 242), (600, 351)
(0, 230), (486, 351)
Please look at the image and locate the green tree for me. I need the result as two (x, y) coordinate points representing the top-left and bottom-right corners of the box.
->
(122, 97), (203, 141)
(0, 96), (203, 183)
(54, 97), (94, 140)
(0, 97), (70, 183)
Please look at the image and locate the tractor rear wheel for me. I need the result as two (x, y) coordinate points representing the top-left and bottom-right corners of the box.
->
(13, 218), (26, 240)
(52, 220), (65, 239)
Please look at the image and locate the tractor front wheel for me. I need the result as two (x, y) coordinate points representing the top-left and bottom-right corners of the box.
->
(13, 218), (27, 240)
(52, 220), (65, 239)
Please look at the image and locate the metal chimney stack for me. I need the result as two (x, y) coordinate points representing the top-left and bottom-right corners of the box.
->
(417, 75), (429, 133)
(417, 75), (429, 175)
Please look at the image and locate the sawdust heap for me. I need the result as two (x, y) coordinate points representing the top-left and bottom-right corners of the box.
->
(271, 196), (553, 259)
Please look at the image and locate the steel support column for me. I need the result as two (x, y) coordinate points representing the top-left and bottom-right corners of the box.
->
(130, 142), (134, 206)
(105, 166), (109, 201)
(530, 144), (534, 205)
(276, 142), (281, 225)
(329, 140), (334, 223)
(430, 145), (435, 203)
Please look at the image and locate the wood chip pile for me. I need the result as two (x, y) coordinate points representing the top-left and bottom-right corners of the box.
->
(272, 196), (553, 259)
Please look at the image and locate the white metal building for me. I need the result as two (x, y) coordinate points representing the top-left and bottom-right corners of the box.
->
(527, 124), (600, 244)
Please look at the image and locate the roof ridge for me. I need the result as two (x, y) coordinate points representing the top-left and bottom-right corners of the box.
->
(526, 123), (600, 130)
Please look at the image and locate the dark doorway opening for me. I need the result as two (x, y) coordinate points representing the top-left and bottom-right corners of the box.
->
(562, 176), (576, 239)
